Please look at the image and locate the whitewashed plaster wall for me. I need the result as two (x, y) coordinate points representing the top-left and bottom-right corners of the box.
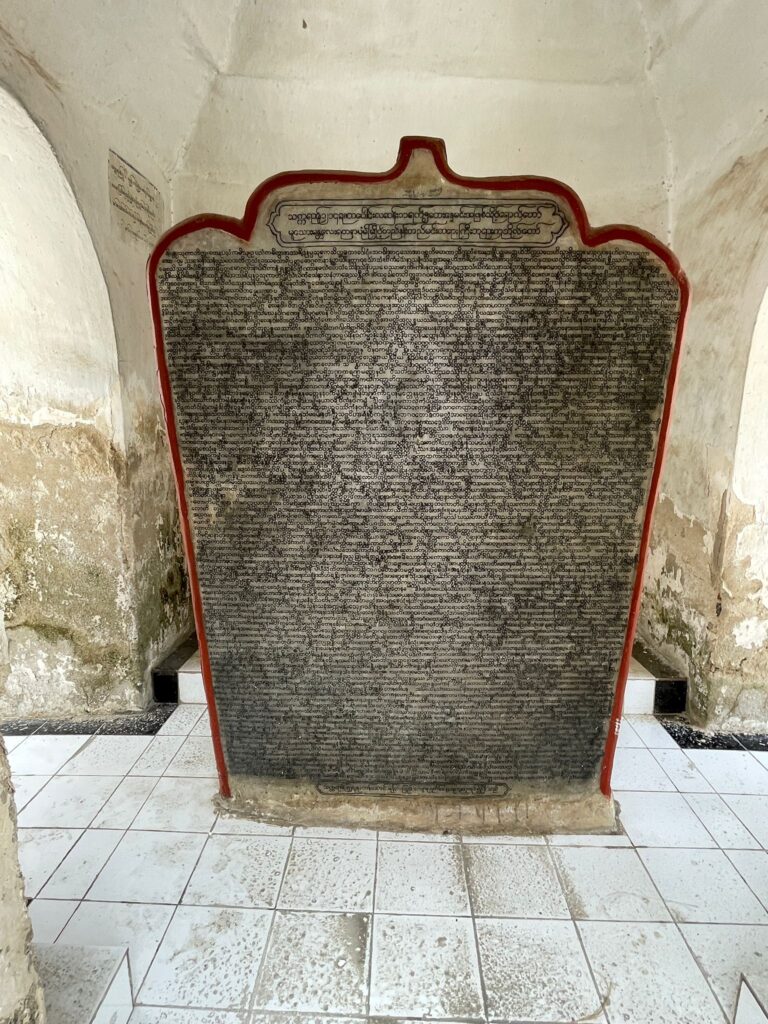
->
(0, 2), (215, 714)
(1, 0), (766, 732)
(0, 0), (670, 720)
(637, 0), (768, 727)
(0, 88), (139, 716)
(733, 290), (768, 647)
(173, 0), (671, 239)
(6, 0), (768, 730)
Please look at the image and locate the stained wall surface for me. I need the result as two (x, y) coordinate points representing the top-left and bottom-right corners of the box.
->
(0, 0), (765, 726)
(0, 89), (139, 716)
(0, 0), (669, 719)
(636, 0), (768, 728)
(0, 17), (194, 715)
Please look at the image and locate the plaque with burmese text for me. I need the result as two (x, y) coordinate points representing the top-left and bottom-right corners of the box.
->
(151, 138), (685, 800)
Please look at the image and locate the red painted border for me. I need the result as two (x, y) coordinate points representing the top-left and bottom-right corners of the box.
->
(148, 136), (688, 802)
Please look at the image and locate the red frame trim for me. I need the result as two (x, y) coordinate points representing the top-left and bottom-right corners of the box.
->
(148, 136), (689, 802)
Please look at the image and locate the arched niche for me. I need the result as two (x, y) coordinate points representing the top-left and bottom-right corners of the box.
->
(0, 86), (137, 716)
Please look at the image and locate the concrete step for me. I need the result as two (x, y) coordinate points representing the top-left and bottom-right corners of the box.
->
(177, 647), (206, 703)
(34, 943), (132, 1024)
(623, 655), (657, 714)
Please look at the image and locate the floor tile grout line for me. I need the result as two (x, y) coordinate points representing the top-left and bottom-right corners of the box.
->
(176, 814), (217, 908)
(123, 735), (156, 777)
(545, 844), (608, 1022)
(11, 733), (91, 779)
(14, 823), (766, 856)
(459, 834), (491, 1021)
(133, 903), (184, 1004)
(75, 826), (129, 904)
(645, 743), (715, 794)
(681, 789), (761, 849)
(720, 793), (768, 849)
(161, 731), (217, 778)
(617, 745), (677, 792)
(117, 774), (162, 832)
(17, 735), (125, 830)
(722, 848), (768, 917)
(46, 899), (80, 944)
(23, 826), (87, 900)
(364, 826), (379, 1017)
(672, 917), (734, 1023)
(246, 823), (295, 1017)
(621, 826), (734, 1024)
(133, 809), (221, 1004)
(39, 827), (128, 904)
(40, 895), (768, 925)
(682, 750), (768, 794)
(132, 1002), (487, 1021)
(56, 732), (150, 778)
(12, 772), (57, 816)
(617, 782), (768, 797)
(129, 732), (186, 779)
(746, 747), (768, 772)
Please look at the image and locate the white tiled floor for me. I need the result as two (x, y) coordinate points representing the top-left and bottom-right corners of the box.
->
(477, 917), (601, 1022)
(278, 836), (375, 912)
(5, 710), (768, 1024)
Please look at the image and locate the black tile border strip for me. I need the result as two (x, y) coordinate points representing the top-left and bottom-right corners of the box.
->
(733, 733), (768, 752)
(661, 718), (768, 751)
(0, 703), (176, 737)
(0, 719), (46, 736)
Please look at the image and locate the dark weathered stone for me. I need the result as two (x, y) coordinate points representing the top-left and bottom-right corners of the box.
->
(155, 144), (681, 800)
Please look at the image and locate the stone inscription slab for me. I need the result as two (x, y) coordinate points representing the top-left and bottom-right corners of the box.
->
(154, 142), (681, 794)
(109, 150), (163, 246)
(268, 198), (568, 246)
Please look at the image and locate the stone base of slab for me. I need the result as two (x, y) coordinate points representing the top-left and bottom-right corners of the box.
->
(217, 776), (616, 836)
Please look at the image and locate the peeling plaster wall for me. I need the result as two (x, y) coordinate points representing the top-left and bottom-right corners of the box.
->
(0, 742), (45, 1022)
(0, 0), (667, 718)
(0, 88), (139, 716)
(3, 0), (767, 729)
(638, 0), (768, 728)
(0, 4), (200, 715)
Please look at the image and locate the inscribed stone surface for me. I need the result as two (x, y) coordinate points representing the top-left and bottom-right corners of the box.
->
(109, 150), (163, 246)
(155, 145), (680, 794)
